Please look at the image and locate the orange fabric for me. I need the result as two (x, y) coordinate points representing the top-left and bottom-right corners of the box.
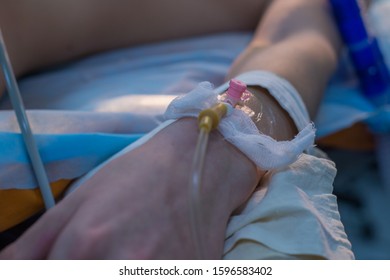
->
(316, 122), (375, 151)
(0, 179), (72, 232)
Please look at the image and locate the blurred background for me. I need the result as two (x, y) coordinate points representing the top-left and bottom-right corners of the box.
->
(318, 0), (390, 259)
(323, 148), (390, 259)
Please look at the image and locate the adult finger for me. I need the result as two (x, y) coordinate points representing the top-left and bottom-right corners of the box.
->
(0, 191), (82, 259)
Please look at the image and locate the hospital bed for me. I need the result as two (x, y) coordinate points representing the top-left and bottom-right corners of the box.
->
(0, 31), (354, 259)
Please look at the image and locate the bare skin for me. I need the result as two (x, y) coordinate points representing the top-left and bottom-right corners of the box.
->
(0, 0), (341, 259)
(0, 0), (270, 91)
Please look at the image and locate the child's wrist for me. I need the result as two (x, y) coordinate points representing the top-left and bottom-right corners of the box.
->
(245, 85), (298, 141)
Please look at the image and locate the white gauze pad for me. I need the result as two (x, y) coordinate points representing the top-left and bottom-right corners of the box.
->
(164, 71), (315, 170)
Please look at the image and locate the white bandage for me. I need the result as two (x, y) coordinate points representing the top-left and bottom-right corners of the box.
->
(164, 71), (316, 170)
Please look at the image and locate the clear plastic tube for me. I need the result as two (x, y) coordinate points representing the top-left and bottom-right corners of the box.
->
(188, 127), (209, 259)
(188, 80), (246, 259)
(0, 29), (55, 209)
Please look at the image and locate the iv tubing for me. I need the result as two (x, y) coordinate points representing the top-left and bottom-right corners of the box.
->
(189, 105), (228, 259)
(0, 30), (55, 209)
(188, 125), (209, 260)
(188, 80), (246, 259)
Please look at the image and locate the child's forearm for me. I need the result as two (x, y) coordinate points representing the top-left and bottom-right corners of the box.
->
(228, 0), (342, 119)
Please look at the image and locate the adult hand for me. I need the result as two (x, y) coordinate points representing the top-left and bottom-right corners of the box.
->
(0, 118), (260, 259)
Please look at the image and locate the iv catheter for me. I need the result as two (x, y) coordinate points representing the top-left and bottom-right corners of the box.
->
(0, 29), (55, 209)
(189, 79), (247, 259)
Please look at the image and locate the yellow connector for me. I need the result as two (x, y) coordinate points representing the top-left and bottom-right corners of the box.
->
(198, 103), (228, 133)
